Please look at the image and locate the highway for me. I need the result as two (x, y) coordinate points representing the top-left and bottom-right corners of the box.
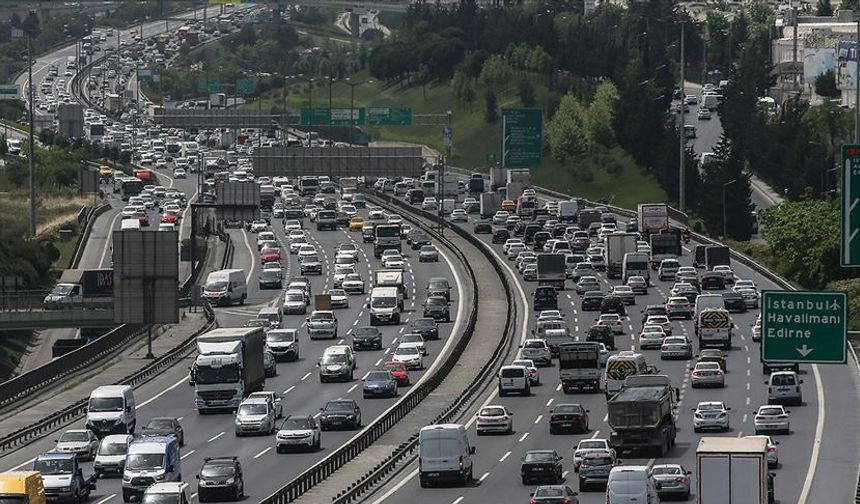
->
(367, 191), (860, 504)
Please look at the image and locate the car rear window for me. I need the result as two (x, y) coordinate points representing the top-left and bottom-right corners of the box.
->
(771, 375), (796, 386)
(501, 368), (525, 378)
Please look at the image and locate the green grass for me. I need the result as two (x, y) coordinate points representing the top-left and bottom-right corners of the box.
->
(52, 228), (80, 272)
(251, 73), (666, 208)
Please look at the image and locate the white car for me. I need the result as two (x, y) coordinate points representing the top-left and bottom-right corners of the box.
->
(248, 220), (269, 233)
(692, 401), (730, 432)
(712, 265), (735, 283)
(282, 290), (308, 314)
(450, 209), (468, 222)
(598, 314), (624, 335)
(691, 361), (725, 388)
(475, 405), (513, 435)
(733, 279), (756, 291)
(512, 358), (540, 385)
(645, 315), (672, 336)
(520, 338), (552, 366)
(573, 438), (615, 471)
(746, 435), (779, 467)
(492, 211), (510, 226)
(638, 324), (667, 349)
(421, 197), (438, 210)
(54, 429), (99, 461)
(257, 231), (277, 249)
(276, 415), (321, 452)
(368, 208), (386, 220)
(337, 243), (360, 262)
(381, 251), (405, 269)
(754, 405), (790, 435)
(537, 310), (564, 322)
(392, 345), (423, 370)
(172, 168), (186, 178)
(341, 273), (366, 295)
(506, 243), (526, 259)
(327, 289), (349, 309)
(398, 333), (427, 355)
(502, 239), (524, 255)
(284, 220), (302, 231)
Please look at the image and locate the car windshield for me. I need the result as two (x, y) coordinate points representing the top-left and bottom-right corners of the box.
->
(480, 407), (506, 417)
(285, 293), (304, 302)
(33, 458), (74, 475)
(239, 404), (268, 415)
(321, 354), (347, 364)
(401, 335), (422, 344)
(579, 441), (605, 450)
(771, 375), (796, 386)
(523, 340), (545, 349)
(413, 319), (435, 328)
(524, 452), (554, 463)
(366, 372), (391, 381)
(98, 441), (128, 455)
(201, 465), (235, 478)
(325, 402), (355, 412)
(60, 431), (89, 442)
(126, 454), (165, 471)
(145, 419), (174, 430)
(371, 297), (397, 308)
(312, 313), (334, 321)
(697, 363), (720, 370)
(555, 405), (583, 414)
(395, 346), (419, 356)
(651, 466), (683, 476)
(698, 403), (724, 411)
(420, 246), (435, 252)
(534, 487), (566, 497)
(759, 407), (784, 416)
(89, 396), (124, 412)
(354, 327), (379, 337)
(141, 493), (180, 504)
(205, 280), (228, 291)
(196, 364), (240, 384)
(427, 297), (446, 306)
(282, 418), (312, 430)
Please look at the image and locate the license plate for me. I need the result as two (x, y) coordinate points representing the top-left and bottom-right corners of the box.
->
(532, 468), (544, 471)
(561, 423), (572, 427)
(426, 473), (440, 477)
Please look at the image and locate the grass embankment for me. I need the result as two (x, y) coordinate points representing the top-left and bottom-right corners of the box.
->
(250, 72), (666, 209)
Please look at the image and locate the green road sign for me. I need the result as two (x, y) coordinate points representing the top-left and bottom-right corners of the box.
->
(0, 84), (20, 100)
(502, 108), (542, 168)
(197, 77), (220, 93)
(367, 107), (412, 125)
(236, 78), (256, 96)
(300, 107), (365, 126)
(761, 291), (847, 364)
(842, 144), (860, 267)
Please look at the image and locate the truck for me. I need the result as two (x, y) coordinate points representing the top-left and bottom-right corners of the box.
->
(374, 269), (407, 308)
(340, 177), (359, 200)
(603, 232), (639, 279)
(649, 231), (682, 269)
(479, 192), (502, 218)
(696, 437), (769, 504)
(192, 327), (266, 413)
(209, 93), (227, 108)
(577, 209), (603, 231)
(505, 181), (524, 201)
(0, 471), (45, 504)
(489, 166), (506, 190)
(556, 200), (579, 223)
(607, 375), (678, 456)
(259, 184), (276, 209)
(468, 173), (485, 193)
(696, 308), (732, 349)
(373, 223), (401, 258)
(705, 245), (731, 270)
(637, 203), (670, 239)
(43, 269), (113, 309)
(558, 342), (602, 392)
(507, 168), (531, 185)
(536, 253), (566, 290)
(438, 174), (460, 200)
(702, 93), (719, 111)
(33, 453), (96, 503)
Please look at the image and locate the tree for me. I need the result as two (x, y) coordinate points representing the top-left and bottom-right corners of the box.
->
(237, 24), (257, 47)
(22, 11), (40, 37)
(814, 69), (839, 97)
(546, 93), (588, 161)
(525, 45), (552, 74)
(479, 54), (514, 93)
(484, 88), (498, 123)
(697, 135), (755, 240)
(518, 78), (535, 107)
(0, 135), (7, 156)
(586, 81), (619, 147)
(817, 0), (834, 16)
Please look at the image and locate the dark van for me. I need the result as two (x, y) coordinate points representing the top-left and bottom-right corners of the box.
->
(533, 286), (558, 311)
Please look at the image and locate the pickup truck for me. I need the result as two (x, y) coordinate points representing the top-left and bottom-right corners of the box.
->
(34, 452), (97, 503)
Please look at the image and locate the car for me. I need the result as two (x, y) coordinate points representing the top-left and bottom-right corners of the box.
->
(626, 275), (648, 294)
(410, 233), (432, 249)
(382, 251), (405, 269)
(450, 208), (468, 222)
(419, 245), (439, 262)
(537, 310), (564, 322)
(597, 314), (624, 335)
(520, 338), (552, 367)
(767, 370), (803, 405)
(660, 336), (692, 360)
(712, 265), (735, 283)
(492, 228), (510, 244)
(319, 399), (361, 430)
(697, 349), (727, 371)
(722, 291), (747, 313)
(475, 405), (514, 435)
(578, 450), (617, 491)
(638, 324), (666, 350)
(502, 238), (524, 255)
(352, 326), (383, 350)
(737, 287), (760, 308)
(307, 310), (338, 339)
(284, 219), (303, 231)
(522, 264), (538, 281)
(258, 268), (282, 289)
(611, 285), (635, 305)
(362, 371), (398, 398)
(341, 273), (366, 295)
(197, 456), (244, 501)
(665, 297), (693, 319)
(423, 295), (450, 322)
(140, 417), (184, 445)
(392, 344), (424, 369)
(670, 282), (697, 298)
(474, 219), (492, 233)
(548, 403), (589, 434)
(644, 314), (672, 335)
(276, 415), (321, 452)
(327, 289), (349, 309)
(512, 358), (540, 385)
(754, 405), (790, 435)
(53, 429), (99, 461)
(282, 290), (308, 314)
(400, 333), (428, 355)
(247, 391), (283, 419)
(348, 216), (364, 231)
(261, 246), (282, 265)
(650, 463), (692, 500)
(697, 108), (711, 120)
(421, 197), (438, 210)
(172, 168), (186, 178)
(411, 318), (439, 340)
(529, 485), (580, 503)
(580, 291), (604, 311)
(383, 361), (410, 386)
(575, 276), (600, 295)
(700, 271), (726, 290)
(691, 361), (725, 388)
(573, 438), (614, 472)
(692, 401), (731, 432)
(752, 315), (762, 342)
(263, 350), (277, 377)
(746, 435), (780, 468)
(658, 259), (681, 280)
(521, 450), (564, 485)
(249, 219), (268, 233)
(235, 396), (276, 436)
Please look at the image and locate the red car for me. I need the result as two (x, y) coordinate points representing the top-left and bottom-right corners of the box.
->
(260, 246), (281, 264)
(383, 361), (410, 386)
(133, 210), (149, 227)
(161, 212), (179, 224)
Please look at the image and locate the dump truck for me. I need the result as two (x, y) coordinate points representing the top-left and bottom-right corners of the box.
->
(607, 375), (678, 456)
(192, 327), (266, 412)
(696, 308), (732, 349)
(637, 203), (669, 239)
(0, 471), (45, 504)
(705, 245), (731, 270)
(537, 253), (566, 290)
(649, 231), (682, 269)
(604, 232), (639, 279)
(43, 269), (113, 309)
(696, 437), (770, 504)
(34, 453), (96, 503)
(558, 342), (602, 392)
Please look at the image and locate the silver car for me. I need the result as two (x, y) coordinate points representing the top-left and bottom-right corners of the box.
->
(234, 398), (276, 436)
(692, 401), (730, 432)
(691, 361), (724, 388)
(307, 310), (338, 339)
(660, 336), (692, 360)
(650, 464), (692, 500)
(521, 338), (552, 366)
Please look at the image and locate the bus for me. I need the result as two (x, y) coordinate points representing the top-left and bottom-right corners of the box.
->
(119, 178), (143, 201)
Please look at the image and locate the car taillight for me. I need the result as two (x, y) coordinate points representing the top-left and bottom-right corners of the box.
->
(677, 476), (688, 483)
(561, 499), (570, 504)
(529, 500), (537, 504)
(692, 371), (700, 377)
(459, 456), (464, 468)
(768, 447), (776, 452)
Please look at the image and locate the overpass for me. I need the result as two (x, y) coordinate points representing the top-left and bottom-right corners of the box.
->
(0, 306), (114, 330)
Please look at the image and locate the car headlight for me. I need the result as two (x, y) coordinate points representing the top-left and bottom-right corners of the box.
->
(155, 475), (166, 481)
(235, 417), (242, 425)
(226, 478), (235, 485)
(123, 475), (131, 482)
(59, 487), (72, 492)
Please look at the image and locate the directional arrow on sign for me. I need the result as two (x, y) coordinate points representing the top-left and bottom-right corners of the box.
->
(797, 345), (814, 357)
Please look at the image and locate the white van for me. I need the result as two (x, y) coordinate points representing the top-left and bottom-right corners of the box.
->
(86, 385), (136, 437)
(120, 219), (141, 231)
(93, 434), (134, 477)
(418, 424), (475, 487)
(622, 252), (650, 285)
(767, 371), (803, 405)
(694, 293), (725, 316)
(605, 352), (651, 398)
(201, 269), (247, 306)
(122, 437), (181, 502)
(606, 466), (661, 504)
(498, 365), (530, 396)
(369, 286), (401, 325)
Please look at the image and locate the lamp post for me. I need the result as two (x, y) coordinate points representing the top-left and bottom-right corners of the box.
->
(340, 78), (371, 145)
(677, 6), (688, 214)
(328, 73), (334, 146)
(13, 13), (37, 237)
(722, 179), (737, 238)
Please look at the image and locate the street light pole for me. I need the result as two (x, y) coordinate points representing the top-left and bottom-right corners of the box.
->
(678, 11), (686, 214)
(722, 179), (737, 237)
(328, 74), (333, 147)
(855, 13), (859, 143)
(26, 27), (35, 238)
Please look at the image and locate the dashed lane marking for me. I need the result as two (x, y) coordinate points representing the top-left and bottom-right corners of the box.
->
(207, 432), (224, 442)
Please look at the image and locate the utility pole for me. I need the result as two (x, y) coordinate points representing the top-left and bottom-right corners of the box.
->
(855, 13), (859, 143)
(26, 27), (35, 237)
(328, 74), (333, 147)
(793, 4), (799, 95)
(678, 13), (686, 214)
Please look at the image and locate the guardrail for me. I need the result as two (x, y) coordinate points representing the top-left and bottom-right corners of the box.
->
(261, 193), (485, 504)
(69, 204), (111, 269)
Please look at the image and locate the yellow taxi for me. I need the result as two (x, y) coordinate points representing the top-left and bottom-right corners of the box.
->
(98, 165), (113, 178)
(349, 216), (365, 231)
(501, 199), (516, 212)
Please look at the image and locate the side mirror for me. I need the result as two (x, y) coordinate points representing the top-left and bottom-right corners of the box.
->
(775, 441), (780, 445)
(470, 446), (476, 455)
(585, 409), (590, 413)
(558, 456), (564, 460)
(195, 475), (200, 480)
(800, 380), (804, 384)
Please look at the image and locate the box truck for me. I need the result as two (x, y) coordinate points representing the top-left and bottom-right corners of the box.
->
(603, 232), (638, 279)
(43, 269), (113, 309)
(696, 437), (770, 504)
(192, 327), (265, 412)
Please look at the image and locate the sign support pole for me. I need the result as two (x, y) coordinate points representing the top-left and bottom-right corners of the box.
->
(27, 30), (36, 237)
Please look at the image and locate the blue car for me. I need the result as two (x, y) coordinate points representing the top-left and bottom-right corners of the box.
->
(362, 371), (398, 398)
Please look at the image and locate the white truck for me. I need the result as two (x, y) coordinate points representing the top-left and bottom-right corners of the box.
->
(637, 203), (669, 238)
(374, 269), (407, 309)
(479, 192), (502, 218)
(507, 169), (531, 185)
(603, 232), (638, 279)
(558, 342), (602, 392)
(556, 200), (579, 222)
(192, 327), (266, 412)
(696, 437), (770, 504)
(489, 166), (506, 190)
(369, 286), (401, 325)
(505, 181), (524, 201)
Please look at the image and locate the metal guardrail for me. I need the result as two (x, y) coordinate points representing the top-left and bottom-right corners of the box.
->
(260, 193), (484, 504)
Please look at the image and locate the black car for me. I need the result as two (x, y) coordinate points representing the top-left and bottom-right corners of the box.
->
(600, 295), (626, 316)
(258, 268), (282, 289)
(641, 304), (669, 325)
(474, 219), (492, 234)
(534, 286), (558, 311)
(586, 324), (615, 350)
(423, 295), (451, 322)
(411, 233), (432, 250)
(513, 221), (528, 237)
(492, 228), (511, 243)
(548, 404), (589, 434)
(580, 291), (604, 311)
(523, 224), (542, 245)
(700, 272), (725, 290)
(141, 417), (184, 445)
(411, 317), (440, 340)
(697, 349), (728, 371)
(552, 224), (567, 238)
(722, 292), (747, 313)
(521, 450), (564, 485)
(197, 457), (244, 502)
(319, 399), (362, 430)
(533, 231), (552, 251)
(352, 326), (383, 350)
(335, 212), (351, 226)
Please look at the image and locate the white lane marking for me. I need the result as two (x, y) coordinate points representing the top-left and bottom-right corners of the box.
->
(546, 398), (554, 407)
(591, 430), (600, 438)
(452, 498), (464, 504)
(384, 347), (391, 354)
(99, 210), (123, 267)
(207, 432), (224, 442)
(191, 494), (198, 500)
(241, 229), (257, 284)
(603, 414), (608, 422)
(301, 372), (311, 381)
(499, 451), (511, 462)
(347, 384), (358, 394)
(534, 415), (543, 424)
(180, 450), (196, 460)
(798, 364), (825, 504)
(518, 432), (530, 442)
(479, 472), (490, 482)
(362, 372), (371, 380)
(95, 494), (117, 504)
(562, 470), (569, 479)
(375, 358), (382, 366)
(283, 385), (296, 394)
(139, 377), (186, 408)
(746, 397), (750, 406)
(313, 412), (321, 419)
(177, 416), (184, 421)
(254, 447), (271, 459)
(742, 414), (748, 424)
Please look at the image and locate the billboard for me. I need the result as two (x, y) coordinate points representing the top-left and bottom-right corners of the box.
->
(215, 181), (260, 222)
(804, 47), (836, 85)
(112, 230), (179, 324)
(252, 146), (424, 178)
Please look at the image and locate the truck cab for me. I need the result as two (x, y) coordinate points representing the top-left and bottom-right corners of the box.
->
(34, 453), (96, 504)
(369, 287), (401, 325)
